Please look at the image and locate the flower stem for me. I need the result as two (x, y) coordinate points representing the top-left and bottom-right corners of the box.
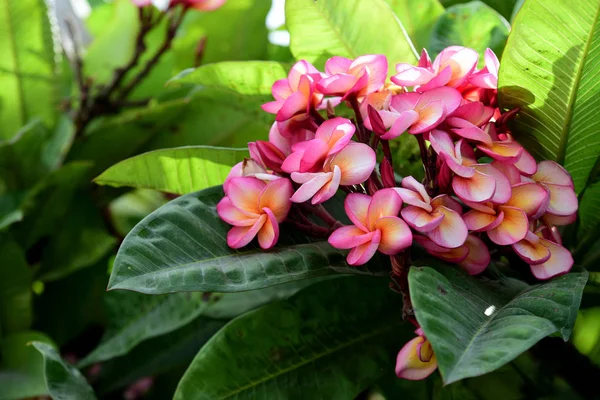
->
(390, 252), (414, 320)
(416, 135), (437, 196)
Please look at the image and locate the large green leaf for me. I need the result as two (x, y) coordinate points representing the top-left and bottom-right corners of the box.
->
(385, 0), (444, 53)
(577, 180), (600, 255)
(0, 331), (54, 399)
(94, 146), (248, 195)
(498, 0), (600, 193)
(286, 0), (417, 69)
(440, 0), (518, 20)
(429, 1), (510, 60)
(172, 0), (271, 71)
(0, 0), (57, 138)
(108, 186), (386, 294)
(0, 237), (31, 333)
(409, 265), (588, 384)
(174, 276), (409, 400)
(33, 342), (96, 400)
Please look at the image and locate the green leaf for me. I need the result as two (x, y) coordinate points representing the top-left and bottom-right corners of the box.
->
(174, 276), (409, 400)
(286, 0), (417, 69)
(385, 0), (445, 53)
(32, 342), (96, 400)
(95, 316), (226, 395)
(429, 1), (510, 60)
(0, 0), (57, 138)
(109, 189), (168, 238)
(42, 115), (76, 172)
(38, 195), (116, 282)
(108, 186), (386, 294)
(440, 0), (518, 20)
(94, 146), (248, 195)
(409, 265), (588, 384)
(172, 0), (271, 71)
(0, 237), (32, 333)
(498, 0), (600, 192)
(577, 180), (600, 255)
(0, 331), (54, 399)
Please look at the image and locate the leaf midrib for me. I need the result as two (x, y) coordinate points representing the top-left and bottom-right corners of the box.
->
(218, 320), (402, 399)
(556, 0), (600, 164)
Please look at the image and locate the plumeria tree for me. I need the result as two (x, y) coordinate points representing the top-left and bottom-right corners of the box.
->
(3, 0), (600, 398)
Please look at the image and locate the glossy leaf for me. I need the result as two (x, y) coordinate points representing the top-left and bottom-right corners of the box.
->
(429, 1), (510, 60)
(385, 0), (445, 53)
(0, 331), (54, 399)
(94, 146), (248, 195)
(33, 342), (96, 400)
(577, 180), (600, 252)
(108, 186), (386, 294)
(409, 265), (588, 384)
(498, 0), (600, 192)
(0, 0), (57, 138)
(174, 277), (409, 400)
(286, 0), (417, 69)
(0, 237), (32, 333)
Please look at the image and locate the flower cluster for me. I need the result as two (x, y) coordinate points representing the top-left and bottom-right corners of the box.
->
(133, 0), (225, 11)
(216, 47), (578, 381)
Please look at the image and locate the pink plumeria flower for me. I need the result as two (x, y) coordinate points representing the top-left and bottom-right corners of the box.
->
(429, 130), (511, 203)
(414, 234), (490, 275)
(529, 161), (578, 218)
(328, 189), (412, 265)
(290, 142), (376, 204)
(392, 47), (478, 92)
(169, 0), (226, 10)
(445, 101), (495, 142)
(132, 0), (152, 6)
(394, 177), (467, 248)
(396, 327), (437, 380)
(369, 87), (462, 139)
(317, 55), (387, 100)
(513, 228), (573, 280)
(281, 117), (355, 174)
(217, 177), (293, 249)
(463, 182), (549, 246)
(262, 60), (324, 122)
(223, 158), (282, 195)
(468, 48), (499, 89)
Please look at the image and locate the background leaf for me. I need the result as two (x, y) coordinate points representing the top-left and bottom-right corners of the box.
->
(174, 276), (409, 400)
(498, 0), (600, 193)
(33, 342), (96, 400)
(429, 1), (510, 60)
(286, 0), (417, 69)
(409, 265), (588, 384)
(0, 0), (57, 138)
(94, 146), (247, 195)
(0, 236), (31, 333)
(108, 186), (387, 294)
(385, 0), (445, 53)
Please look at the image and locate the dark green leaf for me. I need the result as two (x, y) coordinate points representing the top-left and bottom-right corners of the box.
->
(42, 115), (76, 171)
(498, 0), (600, 192)
(174, 276), (409, 400)
(108, 186), (386, 294)
(32, 342), (96, 400)
(429, 1), (510, 60)
(0, 331), (54, 399)
(94, 146), (248, 195)
(0, 237), (32, 333)
(0, 0), (57, 138)
(286, 0), (417, 69)
(385, 0), (445, 52)
(409, 265), (588, 384)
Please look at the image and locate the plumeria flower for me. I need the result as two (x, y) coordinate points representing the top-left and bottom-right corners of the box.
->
(223, 158), (281, 195)
(396, 327), (437, 380)
(429, 130), (511, 203)
(468, 48), (500, 89)
(281, 117), (355, 174)
(217, 177), (293, 249)
(513, 227), (573, 280)
(392, 47), (478, 92)
(394, 177), (467, 248)
(463, 183), (549, 245)
(317, 55), (387, 99)
(445, 101), (495, 142)
(262, 60), (324, 122)
(529, 161), (578, 218)
(328, 189), (412, 265)
(290, 142), (376, 204)
(368, 87), (462, 139)
(249, 123), (315, 173)
(414, 234), (490, 275)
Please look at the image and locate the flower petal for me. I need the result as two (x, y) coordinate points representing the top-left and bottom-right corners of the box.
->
(290, 172), (331, 203)
(452, 170), (496, 203)
(427, 206), (468, 248)
(347, 230), (381, 266)
(477, 141), (523, 163)
(402, 176), (431, 203)
(392, 64), (435, 87)
(474, 164), (512, 204)
(381, 110), (420, 140)
(312, 164), (342, 204)
(227, 214), (267, 249)
(514, 148), (537, 175)
(395, 336), (438, 380)
(463, 209), (503, 231)
(227, 177), (265, 213)
(529, 239), (573, 280)
(325, 56), (352, 75)
(331, 142), (376, 185)
(258, 208), (280, 249)
(544, 183), (578, 216)
(367, 188), (402, 230)
(491, 161), (521, 185)
(533, 160), (573, 187)
(217, 196), (259, 226)
(459, 235), (490, 275)
(259, 178), (293, 222)
(375, 216), (413, 254)
(328, 226), (375, 249)
(409, 100), (445, 134)
(504, 182), (549, 218)
(512, 237), (551, 265)
(344, 193), (371, 231)
(401, 206), (444, 232)
(488, 206), (528, 245)
(416, 87), (463, 115)
(316, 73), (359, 96)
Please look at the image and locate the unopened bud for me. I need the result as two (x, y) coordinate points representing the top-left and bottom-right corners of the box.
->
(367, 105), (387, 136)
(380, 158), (396, 188)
